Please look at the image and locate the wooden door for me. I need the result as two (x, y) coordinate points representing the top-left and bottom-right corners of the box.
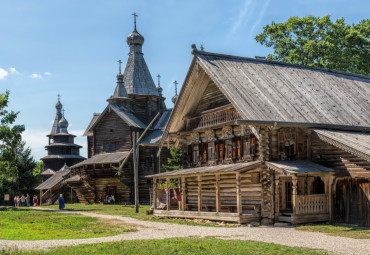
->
(334, 178), (370, 227)
(285, 182), (292, 210)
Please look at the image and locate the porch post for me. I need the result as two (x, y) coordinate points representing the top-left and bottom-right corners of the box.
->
(198, 175), (202, 212)
(328, 175), (334, 221)
(292, 175), (298, 215)
(153, 178), (157, 210)
(216, 174), (221, 213)
(181, 177), (186, 211)
(236, 172), (242, 215)
(275, 178), (280, 220)
(40, 190), (42, 205)
(166, 177), (170, 211)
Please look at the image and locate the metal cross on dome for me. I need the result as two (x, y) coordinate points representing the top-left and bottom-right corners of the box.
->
(157, 74), (161, 87)
(132, 12), (138, 30)
(174, 80), (178, 95)
(57, 94), (60, 101)
(118, 60), (122, 74)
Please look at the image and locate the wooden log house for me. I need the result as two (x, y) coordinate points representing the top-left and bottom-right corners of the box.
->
(148, 46), (370, 226)
(65, 19), (171, 204)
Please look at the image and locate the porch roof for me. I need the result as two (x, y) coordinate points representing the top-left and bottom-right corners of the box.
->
(313, 129), (370, 162)
(267, 161), (335, 175)
(70, 151), (129, 169)
(147, 161), (261, 178)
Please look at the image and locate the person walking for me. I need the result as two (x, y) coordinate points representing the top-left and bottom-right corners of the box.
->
(21, 195), (26, 206)
(58, 194), (65, 210)
(26, 194), (30, 207)
(17, 196), (20, 207)
(14, 196), (17, 207)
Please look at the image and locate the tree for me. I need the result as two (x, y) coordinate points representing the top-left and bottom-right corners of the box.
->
(162, 147), (182, 172)
(0, 90), (39, 203)
(255, 15), (370, 75)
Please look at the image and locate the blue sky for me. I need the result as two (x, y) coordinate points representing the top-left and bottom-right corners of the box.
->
(0, 0), (369, 161)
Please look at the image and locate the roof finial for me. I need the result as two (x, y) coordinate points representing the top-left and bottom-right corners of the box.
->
(132, 12), (138, 31)
(157, 74), (161, 88)
(62, 108), (65, 117)
(57, 94), (60, 101)
(118, 60), (122, 74)
(174, 80), (178, 96)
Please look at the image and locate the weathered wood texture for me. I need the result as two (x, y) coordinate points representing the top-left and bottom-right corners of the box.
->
(312, 137), (370, 177)
(93, 110), (132, 155)
(334, 178), (370, 227)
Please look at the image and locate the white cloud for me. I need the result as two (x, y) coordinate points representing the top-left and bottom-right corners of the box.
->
(31, 73), (42, 79)
(9, 67), (20, 74)
(230, 0), (253, 35)
(0, 68), (9, 79)
(44, 72), (51, 76)
(249, 0), (271, 38)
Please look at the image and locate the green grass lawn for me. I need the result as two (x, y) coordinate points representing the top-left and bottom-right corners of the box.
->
(295, 224), (370, 239)
(1, 238), (328, 255)
(41, 203), (234, 227)
(0, 208), (135, 240)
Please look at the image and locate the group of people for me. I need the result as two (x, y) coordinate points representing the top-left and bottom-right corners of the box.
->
(100, 195), (115, 204)
(13, 194), (38, 207)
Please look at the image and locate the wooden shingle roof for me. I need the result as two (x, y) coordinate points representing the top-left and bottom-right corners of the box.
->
(195, 51), (370, 128)
(70, 151), (129, 168)
(267, 161), (335, 175)
(313, 129), (370, 162)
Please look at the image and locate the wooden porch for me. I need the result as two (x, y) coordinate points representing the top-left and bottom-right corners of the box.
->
(149, 161), (262, 223)
(268, 161), (335, 224)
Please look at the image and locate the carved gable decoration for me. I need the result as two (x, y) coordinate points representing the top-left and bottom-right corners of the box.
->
(240, 125), (252, 136)
(203, 129), (217, 142)
(221, 126), (234, 139)
(186, 132), (200, 145)
(249, 125), (260, 140)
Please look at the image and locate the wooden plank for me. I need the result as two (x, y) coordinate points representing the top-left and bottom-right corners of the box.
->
(198, 175), (202, 212)
(181, 177), (186, 211)
(236, 172), (241, 215)
(216, 174), (221, 213)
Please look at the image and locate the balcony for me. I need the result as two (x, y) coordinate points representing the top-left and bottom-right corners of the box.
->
(186, 107), (241, 130)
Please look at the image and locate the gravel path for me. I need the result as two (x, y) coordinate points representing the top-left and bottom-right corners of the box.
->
(0, 208), (369, 255)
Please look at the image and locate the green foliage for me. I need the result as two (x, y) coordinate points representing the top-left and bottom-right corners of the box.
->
(0, 90), (40, 203)
(162, 147), (182, 172)
(32, 161), (43, 176)
(0, 209), (134, 240)
(4, 237), (328, 254)
(255, 15), (370, 75)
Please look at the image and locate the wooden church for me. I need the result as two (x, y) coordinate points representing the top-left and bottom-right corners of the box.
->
(149, 45), (370, 227)
(36, 97), (86, 204)
(65, 16), (171, 204)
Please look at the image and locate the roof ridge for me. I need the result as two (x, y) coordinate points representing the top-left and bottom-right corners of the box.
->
(194, 50), (370, 80)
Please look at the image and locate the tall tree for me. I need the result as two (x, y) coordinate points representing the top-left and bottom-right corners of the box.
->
(162, 147), (182, 172)
(0, 90), (39, 203)
(255, 15), (370, 75)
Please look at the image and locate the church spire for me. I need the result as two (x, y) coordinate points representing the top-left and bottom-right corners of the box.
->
(171, 80), (179, 104)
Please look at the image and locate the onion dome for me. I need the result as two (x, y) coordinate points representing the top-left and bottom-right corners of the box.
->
(127, 29), (144, 46)
(55, 100), (62, 110)
(59, 116), (68, 130)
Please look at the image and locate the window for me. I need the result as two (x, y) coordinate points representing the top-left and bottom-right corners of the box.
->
(225, 139), (233, 159)
(200, 143), (207, 162)
(219, 141), (224, 160)
(243, 136), (256, 157)
(104, 141), (117, 152)
(278, 132), (296, 159)
(208, 142), (215, 161)
(193, 144), (199, 163)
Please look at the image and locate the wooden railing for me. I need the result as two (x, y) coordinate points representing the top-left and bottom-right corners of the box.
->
(295, 194), (328, 215)
(186, 108), (241, 130)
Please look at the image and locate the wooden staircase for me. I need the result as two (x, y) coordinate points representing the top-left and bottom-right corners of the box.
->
(67, 178), (96, 204)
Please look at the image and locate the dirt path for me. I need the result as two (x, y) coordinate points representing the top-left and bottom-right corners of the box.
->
(0, 207), (369, 255)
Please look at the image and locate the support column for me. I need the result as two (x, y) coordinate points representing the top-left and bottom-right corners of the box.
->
(166, 177), (170, 211)
(328, 175), (334, 221)
(292, 175), (298, 215)
(181, 177), (186, 211)
(236, 172), (242, 215)
(274, 178), (280, 220)
(153, 178), (157, 210)
(216, 174), (221, 213)
(198, 175), (202, 212)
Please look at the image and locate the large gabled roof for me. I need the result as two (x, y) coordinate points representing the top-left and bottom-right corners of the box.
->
(163, 49), (370, 139)
(196, 51), (370, 128)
